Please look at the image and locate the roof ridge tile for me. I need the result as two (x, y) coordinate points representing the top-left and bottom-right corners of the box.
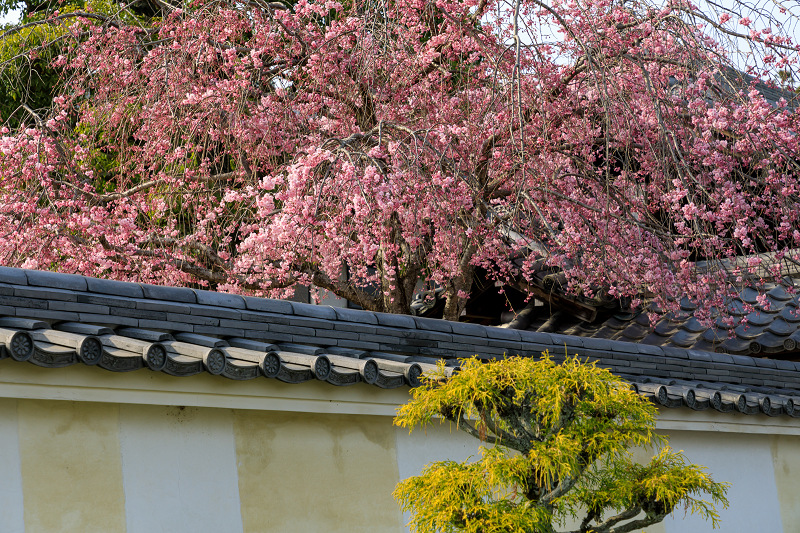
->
(26, 270), (87, 291)
(374, 312), (417, 329)
(86, 277), (144, 298)
(413, 316), (453, 333)
(194, 289), (246, 309)
(547, 333), (584, 348)
(0, 266), (28, 285)
(334, 306), (378, 324)
(291, 301), (337, 320)
(450, 321), (489, 337)
(729, 353), (758, 366)
(754, 357), (778, 369)
(663, 346), (693, 359)
(519, 330), (554, 345)
(634, 343), (664, 356)
(243, 296), (293, 314)
(140, 283), (197, 303)
(486, 327), (521, 341)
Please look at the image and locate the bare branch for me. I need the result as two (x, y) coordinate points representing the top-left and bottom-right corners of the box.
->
(1, 12), (119, 39)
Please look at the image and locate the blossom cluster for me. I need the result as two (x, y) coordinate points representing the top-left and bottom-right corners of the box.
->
(0, 0), (798, 319)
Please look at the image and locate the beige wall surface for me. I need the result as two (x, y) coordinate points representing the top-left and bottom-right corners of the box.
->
(5, 399), (407, 533)
(17, 400), (127, 533)
(772, 434), (800, 533)
(234, 411), (405, 533)
(0, 398), (25, 533)
(2, 396), (800, 533)
(660, 430), (785, 533)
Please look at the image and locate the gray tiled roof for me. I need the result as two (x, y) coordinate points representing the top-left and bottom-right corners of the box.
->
(664, 66), (800, 110)
(714, 66), (799, 109)
(511, 264), (800, 357)
(545, 285), (800, 357)
(1, 267), (800, 418)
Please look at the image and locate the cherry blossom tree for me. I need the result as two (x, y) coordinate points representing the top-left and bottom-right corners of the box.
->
(0, 0), (799, 319)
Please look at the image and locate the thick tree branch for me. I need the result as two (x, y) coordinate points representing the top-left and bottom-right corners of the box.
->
(1, 12), (120, 40)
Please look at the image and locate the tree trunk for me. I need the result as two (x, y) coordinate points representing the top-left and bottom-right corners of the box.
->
(443, 260), (475, 321)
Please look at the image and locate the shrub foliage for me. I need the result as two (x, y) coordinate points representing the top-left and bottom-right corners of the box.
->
(394, 355), (729, 533)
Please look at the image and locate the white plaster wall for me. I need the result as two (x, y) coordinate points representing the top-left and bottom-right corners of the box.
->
(394, 423), (791, 533)
(394, 422), (490, 531)
(119, 404), (244, 533)
(1, 362), (798, 533)
(395, 421), (485, 480)
(0, 399), (25, 533)
(661, 430), (784, 533)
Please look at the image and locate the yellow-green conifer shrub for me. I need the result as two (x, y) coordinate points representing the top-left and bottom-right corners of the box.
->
(394, 355), (729, 533)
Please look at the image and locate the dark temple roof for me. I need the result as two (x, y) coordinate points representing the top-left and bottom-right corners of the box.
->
(517, 284), (800, 358)
(714, 66), (799, 109)
(471, 253), (800, 359)
(1, 267), (800, 418)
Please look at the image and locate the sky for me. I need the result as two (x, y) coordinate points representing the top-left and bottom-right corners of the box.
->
(0, 9), (19, 25)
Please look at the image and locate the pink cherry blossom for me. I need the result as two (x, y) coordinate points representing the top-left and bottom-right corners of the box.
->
(0, 0), (797, 320)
